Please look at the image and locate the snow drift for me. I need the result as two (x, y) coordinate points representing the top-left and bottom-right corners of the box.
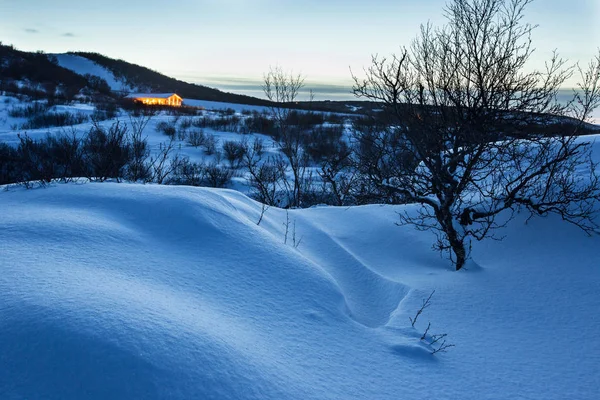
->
(1, 183), (599, 399)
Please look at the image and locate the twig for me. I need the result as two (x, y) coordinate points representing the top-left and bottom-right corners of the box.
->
(409, 290), (435, 327)
(257, 203), (269, 226)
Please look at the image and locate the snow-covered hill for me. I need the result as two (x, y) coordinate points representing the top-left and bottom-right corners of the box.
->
(52, 54), (131, 92)
(1, 183), (599, 399)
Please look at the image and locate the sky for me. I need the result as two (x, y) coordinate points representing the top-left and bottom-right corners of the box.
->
(1, 0), (599, 100)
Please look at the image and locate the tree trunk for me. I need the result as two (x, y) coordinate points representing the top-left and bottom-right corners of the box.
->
(440, 210), (467, 270)
(450, 236), (467, 271)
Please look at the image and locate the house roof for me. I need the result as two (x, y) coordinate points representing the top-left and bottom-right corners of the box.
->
(126, 93), (181, 99)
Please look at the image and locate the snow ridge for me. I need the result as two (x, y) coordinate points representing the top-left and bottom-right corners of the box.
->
(1, 182), (599, 399)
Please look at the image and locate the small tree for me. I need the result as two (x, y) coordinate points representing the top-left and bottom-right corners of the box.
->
(263, 65), (305, 138)
(317, 139), (356, 206)
(243, 138), (287, 206)
(352, 0), (600, 270)
(222, 139), (247, 169)
(263, 66), (308, 207)
(83, 121), (132, 182)
(125, 114), (152, 182)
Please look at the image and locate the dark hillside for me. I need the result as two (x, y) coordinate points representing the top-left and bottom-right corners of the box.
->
(0, 43), (89, 97)
(72, 52), (272, 106)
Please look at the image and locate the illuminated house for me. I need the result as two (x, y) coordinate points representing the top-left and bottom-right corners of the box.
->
(127, 93), (183, 107)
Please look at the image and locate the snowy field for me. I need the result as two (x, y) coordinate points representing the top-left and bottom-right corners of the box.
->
(0, 94), (280, 167)
(2, 59), (600, 398)
(0, 93), (330, 196)
(1, 180), (599, 399)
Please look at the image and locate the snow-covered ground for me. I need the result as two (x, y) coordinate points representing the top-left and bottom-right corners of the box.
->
(0, 94), (279, 166)
(52, 54), (132, 92)
(183, 98), (268, 113)
(1, 181), (599, 399)
(2, 91), (600, 398)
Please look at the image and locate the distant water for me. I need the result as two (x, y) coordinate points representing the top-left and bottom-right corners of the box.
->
(182, 75), (356, 102)
(184, 75), (599, 124)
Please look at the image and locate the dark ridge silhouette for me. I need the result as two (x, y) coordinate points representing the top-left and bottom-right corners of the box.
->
(70, 51), (273, 106)
(0, 43), (88, 92)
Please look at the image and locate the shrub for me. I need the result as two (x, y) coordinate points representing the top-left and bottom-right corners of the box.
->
(8, 102), (49, 118)
(169, 158), (233, 188)
(222, 140), (247, 168)
(284, 110), (325, 127)
(92, 101), (118, 121)
(202, 162), (234, 188)
(324, 113), (346, 124)
(179, 117), (194, 131)
(15, 134), (56, 185)
(170, 157), (204, 186)
(156, 120), (177, 138)
(83, 121), (132, 181)
(187, 129), (206, 147)
(21, 111), (88, 129)
(0, 143), (19, 185)
(6, 132), (85, 186)
(303, 125), (345, 162)
(125, 130), (151, 182)
(203, 133), (218, 155)
(47, 131), (86, 180)
(192, 115), (241, 132)
(240, 112), (276, 135)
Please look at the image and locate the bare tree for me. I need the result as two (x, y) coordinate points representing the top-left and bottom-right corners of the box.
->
(150, 139), (179, 184)
(243, 138), (288, 206)
(318, 141), (357, 206)
(263, 65), (305, 137)
(83, 121), (132, 182)
(125, 113), (153, 182)
(263, 66), (308, 207)
(352, 0), (600, 270)
(222, 139), (247, 169)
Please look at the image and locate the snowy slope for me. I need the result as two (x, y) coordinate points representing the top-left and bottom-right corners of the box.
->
(52, 54), (130, 91)
(1, 182), (599, 399)
(183, 98), (268, 113)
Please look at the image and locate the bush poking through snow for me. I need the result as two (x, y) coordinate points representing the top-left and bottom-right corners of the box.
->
(8, 102), (49, 118)
(186, 129), (206, 147)
(203, 133), (219, 155)
(420, 324), (455, 355)
(202, 162), (234, 188)
(125, 115), (152, 182)
(170, 157), (204, 186)
(409, 290), (434, 328)
(409, 291), (454, 355)
(156, 120), (177, 138)
(169, 158), (233, 188)
(83, 121), (132, 182)
(19, 110), (89, 130)
(222, 139), (247, 169)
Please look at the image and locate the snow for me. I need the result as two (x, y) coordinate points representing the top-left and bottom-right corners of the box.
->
(126, 93), (179, 99)
(0, 95), (26, 130)
(52, 54), (130, 92)
(0, 96), (279, 196)
(183, 98), (269, 113)
(1, 89), (600, 398)
(1, 180), (600, 399)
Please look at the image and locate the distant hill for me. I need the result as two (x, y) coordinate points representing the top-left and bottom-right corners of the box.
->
(0, 44), (272, 106)
(0, 43), (91, 98)
(68, 52), (272, 106)
(0, 44), (365, 111)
